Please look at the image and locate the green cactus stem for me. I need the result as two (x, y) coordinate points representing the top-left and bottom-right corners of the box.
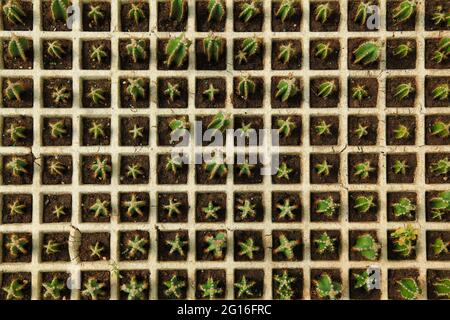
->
(199, 277), (222, 299)
(392, 197), (416, 218)
(49, 120), (67, 138)
(52, 86), (70, 104)
(163, 197), (182, 218)
(276, 0), (296, 23)
(122, 193), (146, 217)
(353, 161), (375, 179)
(52, 205), (66, 219)
(121, 276), (148, 300)
(164, 275), (186, 299)
(397, 278), (421, 300)
(236, 75), (256, 100)
(390, 224), (418, 257)
(275, 77), (299, 102)
(90, 45), (107, 63)
(392, 159), (408, 175)
(202, 201), (221, 220)
(315, 120), (332, 135)
(432, 84), (449, 101)
(430, 157), (450, 176)
(3, 0), (26, 25)
(234, 276), (255, 298)
(351, 84), (369, 100)
(354, 1), (374, 25)
(47, 40), (66, 59)
(165, 34), (191, 68)
(88, 87), (106, 105)
(203, 33), (223, 63)
(166, 233), (188, 256)
(6, 123), (26, 143)
(204, 232), (227, 259)
(8, 200), (25, 216)
(4, 80), (24, 101)
(129, 124), (144, 140)
(51, 0), (70, 22)
(314, 273), (342, 300)
(88, 121), (104, 140)
(239, 0), (259, 23)
(169, 117), (189, 135)
(204, 159), (228, 180)
(5, 234), (28, 257)
(430, 191), (450, 220)
(81, 277), (106, 300)
(2, 278), (28, 300)
(315, 42), (333, 60)
(393, 42), (412, 59)
(315, 2), (331, 24)
(433, 278), (450, 298)
(274, 234), (299, 260)
(88, 4), (104, 24)
(42, 276), (65, 300)
(430, 121), (450, 138)
(207, 111), (230, 132)
(432, 37), (449, 64)
(240, 37), (259, 58)
(394, 82), (414, 100)
(237, 160), (254, 177)
(202, 83), (219, 102)
(277, 116), (296, 138)
(128, 3), (145, 25)
(353, 41), (381, 65)
(123, 235), (148, 258)
(89, 198), (110, 218)
(207, 0), (225, 22)
(393, 0), (416, 24)
(431, 6), (450, 27)
(169, 0), (186, 22)
(276, 162), (293, 180)
(237, 199), (256, 220)
(393, 124), (410, 139)
(7, 36), (29, 61)
(315, 160), (332, 176)
(354, 123), (369, 139)
(126, 39), (146, 63)
(126, 164), (144, 180)
(314, 232), (336, 254)
(165, 156), (182, 174)
(238, 238), (260, 259)
(317, 80), (335, 98)
(316, 196), (340, 217)
(352, 234), (381, 260)
(354, 195), (375, 213)
(43, 239), (60, 255)
(353, 270), (374, 292)
(431, 237), (449, 256)
(276, 198), (298, 220)
(274, 271), (295, 300)
(6, 157), (28, 177)
(278, 42), (295, 64)
(164, 82), (181, 102)
(127, 78), (146, 101)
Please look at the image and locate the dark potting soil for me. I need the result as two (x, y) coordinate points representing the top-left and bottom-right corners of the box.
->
(233, 38), (264, 70)
(119, 38), (150, 70)
(82, 79), (110, 108)
(156, 154), (188, 184)
(349, 268), (382, 300)
(426, 190), (450, 222)
(310, 77), (340, 108)
(347, 0), (380, 32)
(386, 1), (416, 31)
(42, 39), (73, 70)
(386, 38), (417, 70)
(119, 270), (150, 300)
(310, 268), (341, 300)
(2, 37), (33, 69)
(271, 0), (302, 32)
(271, 154), (301, 184)
(42, 193), (72, 223)
(233, 76), (264, 108)
(348, 38), (380, 70)
(234, 269), (264, 299)
(425, 38), (450, 69)
(309, 153), (340, 184)
(271, 115), (301, 146)
(387, 230), (417, 260)
(120, 2), (150, 32)
(309, 38), (340, 70)
(424, 76), (450, 108)
(40, 232), (70, 262)
(425, 0), (450, 31)
(347, 115), (378, 146)
(157, 77), (188, 109)
(157, 269), (188, 299)
(157, 38), (189, 70)
(386, 153), (417, 184)
(348, 77), (378, 108)
(119, 155), (149, 185)
(40, 272), (70, 300)
(196, 1), (226, 32)
(348, 191), (379, 222)
(233, 154), (263, 184)
(2, 0), (33, 31)
(157, 1), (188, 31)
(0, 272), (31, 300)
(309, 116), (339, 145)
(196, 77), (227, 109)
(387, 269), (419, 299)
(195, 269), (226, 299)
(1, 193), (32, 224)
(82, 2), (111, 31)
(309, 1), (340, 31)
(234, 115), (264, 146)
(425, 115), (450, 145)
(119, 116), (149, 146)
(80, 271), (110, 300)
(2, 232), (32, 262)
(41, 154), (73, 185)
(271, 76), (302, 108)
(426, 230), (450, 261)
(120, 78), (150, 108)
(427, 269), (450, 300)
(425, 152), (450, 184)
(349, 230), (380, 261)
(195, 38), (227, 70)
(386, 77), (416, 108)
(41, 0), (71, 31)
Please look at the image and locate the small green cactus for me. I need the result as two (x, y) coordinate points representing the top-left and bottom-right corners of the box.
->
(207, 111), (231, 132)
(166, 233), (188, 256)
(7, 36), (29, 61)
(397, 278), (421, 300)
(129, 124), (144, 140)
(122, 193), (146, 217)
(276, 162), (293, 180)
(431, 6), (450, 27)
(237, 199), (256, 220)
(121, 276), (148, 300)
(207, 0), (225, 22)
(4, 80), (24, 101)
(203, 33), (223, 63)
(163, 198), (182, 219)
(88, 121), (105, 140)
(430, 121), (450, 138)
(127, 164), (144, 180)
(203, 83), (219, 102)
(204, 159), (228, 180)
(432, 37), (450, 64)
(393, 42), (412, 59)
(432, 84), (449, 101)
(234, 276), (256, 298)
(164, 82), (180, 102)
(164, 275), (186, 299)
(353, 41), (381, 65)
(430, 191), (450, 220)
(52, 205), (66, 219)
(275, 77), (299, 102)
(238, 238), (260, 259)
(47, 40), (65, 59)
(392, 159), (408, 175)
(354, 123), (368, 139)
(315, 120), (331, 135)
(354, 1), (374, 25)
(354, 195), (375, 213)
(392, 197), (416, 218)
(89, 198), (110, 218)
(239, 0), (259, 23)
(314, 232), (336, 254)
(315, 160), (332, 176)
(276, 0), (296, 23)
(52, 86), (70, 104)
(277, 116), (296, 138)
(2, 278), (28, 300)
(51, 0), (70, 22)
(126, 39), (146, 63)
(430, 157), (450, 176)
(43, 239), (60, 256)
(393, 124), (410, 139)
(274, 234), (299, 260)
(42, 277), (65, 300)
(90, 45), (107, 63)
(199, 277), (223, 299)
(278, 43), (295, 64)
(127, 78), (146, 101)
(5, 234), (28, 257)
(353, 270), (375, 292)
(316, 196), (339, 217)
(313, 273), (342, 300)
(390, 224), (419, 257)
(236, 37), (259, 64)
(274, 271), (295, 300)
(315, 2), (331, 24)
(8, 200), (25, 216)
(49, 120), (67, 138)
(431, 237), (449, 256)
(88, 87), (106, 105)
(433, 278), (450, 298)
(316, 80), (335, 98)
(6, 123), (26, 143)
(353, 161), (375, 179)
(3, 0), (26, 25)
(6, 157), (28, 177)
(165, 35), (191, 68)
(315, 42), (333, 60)
(276, 198), (298, 220)
(128, 3), (145, 25)
(204, 232), (227, 259)
(202, 201), (221, 220)
(169, 0), (186, 22)
(82, 277), (106, 300)
(352, 234), (381, 261)
(237, 160), (254, 177)
(394, 82), (414, 100)
(236, 75), (256, 100)
(169, 116), (189, 134)
(123, 235), (148, 258)
(393, 0), (416, 24)
(165, 156), (182, 174)
(88, 4), (104, 24)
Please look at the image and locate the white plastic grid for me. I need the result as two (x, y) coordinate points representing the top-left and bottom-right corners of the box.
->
(0, 0), (447, 300)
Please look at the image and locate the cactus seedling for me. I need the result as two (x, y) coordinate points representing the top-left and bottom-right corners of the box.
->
(392, 197), (416, 218)
(199, 277), (223, 299)
(276, 0), (296, 23)
(42, 277), (65, 300)
(238, 160), (254, 177)
(52, 86), (70, 104)
(354, 123), (368, 139)
(127, 164), (144, 180)
(393, 42), (412, 59)
(315, 120), (331, 135)
(313, 273), (342, 300)
(89, 198), (110, 218)
(164, 275), (186, 299)
(47, 40), (65, 59)
(123, 194), (146, 217)
(430, 191), (450, 220)
(316, 81), (335, 98)
(169, 117), (189, 135)
(6, 157), (28, 177)
(236, 75), (256, 100)
(354, 161), (375, 179)
(204, 232), (227, 259)
(431, 237), (449, 256)
(278, 43), (295, 64)
(431, 121), (450, 138)
(274, 234), (299, 260)
(353, 270), (375, 292)
(314, 232), (336, 254)
(126, 39), (146, 63)
(121, 276), (148, 300)
(7, 36), (29, 61)
(166, 155), (182, 174)
(354, 1), (374, 25)
(353, 41), (381, 65)
(203, 33), (223, 63)
(352, 234), (381, 260)
(49, 120), (67, 138)
(123, 235), (148, 258)
(393, 0), (416, 24)
(397, 278), (421, 300)
(236, 37), (259, 64)
(315, 3), (331, 24)
(88, 87), (106, 105)
(3, 0), (26, 25)
(315, 42), (333, 60)
(274, 271), (295, 300)
(207, 0), (225, 22)
(6, 123), (26, 143)
(276, 198), (298, 220)
(315, 160), (332, 176)
(129, 124), (144, 140)
(316, 196), (340, 217)
(202, 201), (221, 220)
(204, 159), (228, 180)
(51, 0), (70, 22)
(390, 224), (419, 257)
(275, 77), (299, 102)
(165, 35), (191, 68)
(127, 78), (146, 101)
(166, 233), (188, 256)
(276, 162), (293, 180)
(169, 0), (186, 22)
(430, 157), (450, 176)
(203, 83), (219, 102)
(239, 0), (259, 23)
(207, 111), (231, 132)
(432, 84), (449, 101)
(432, 6), (450, 27)
(88, 121), (105, 140)
(88, 4), (104, 24)
(277, 117), (296, 138)
(164, 82), (181, 102)
(392, 159), (408, 175)
(354, 195), (375, 213)
(393, 124), (410, 139)
(5, 234), (28, 257)
(394, 82), (414, 100)
(432, 37), (450, 63)
(237, 199), (256, 220)
(52, 205), (66, 219)
(8, 200), (25, 216)
(48, 160), (65, 176)
(238, 238), (260, 259)
(128, 3), (145, 25)
(4, 80), (24, 101)
(2, 279), (28, 300)
(234, 276), (255, 298)
(90, 45), (107, 63)
(44, 239), (60, 255)
(163, 197), (182, 218)
(82, 277), (106, 300)
(433, 278), (450, 298)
